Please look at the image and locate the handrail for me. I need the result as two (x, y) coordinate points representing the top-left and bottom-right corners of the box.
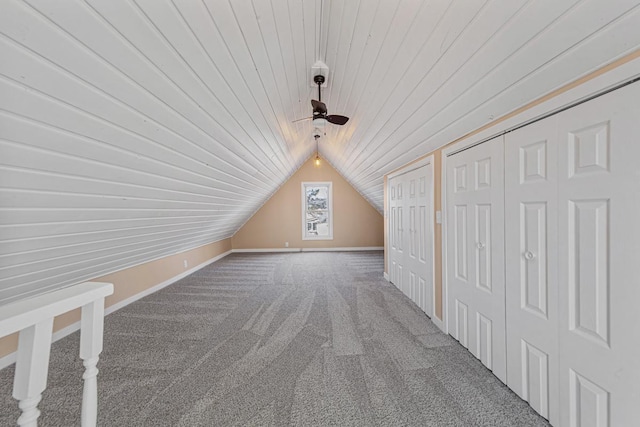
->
(0, 282), (114, 427)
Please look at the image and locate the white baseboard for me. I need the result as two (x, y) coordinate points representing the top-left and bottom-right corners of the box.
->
(431, 314), (446, 333)
(301, 246), (383, 252)
(0, 349), (16, 370)
(0, 250), (231, 371)
(232, 248), (301, 253)
(383, 272), (389, 281)
(104, 249), (231, 315)
(233, 246), (383, 253)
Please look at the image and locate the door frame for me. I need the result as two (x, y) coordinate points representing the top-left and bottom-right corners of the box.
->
(387, 155), (436, 318)
(441, 55), (640, 335)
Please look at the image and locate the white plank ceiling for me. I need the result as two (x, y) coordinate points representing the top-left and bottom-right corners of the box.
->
(1, 0), (639, 304)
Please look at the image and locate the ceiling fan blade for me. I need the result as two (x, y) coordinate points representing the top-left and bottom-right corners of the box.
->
(326, 115), (349, 125)
(311, 99), (327, 114)
(292, 116), (312, 123)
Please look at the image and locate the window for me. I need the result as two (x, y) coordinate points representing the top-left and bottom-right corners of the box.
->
(302, 182), (333, 240)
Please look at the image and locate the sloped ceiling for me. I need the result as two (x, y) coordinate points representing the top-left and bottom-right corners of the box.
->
(1, 0), (639, 303)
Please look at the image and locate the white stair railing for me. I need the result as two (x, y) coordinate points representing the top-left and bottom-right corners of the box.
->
(0, 282), (114, 427)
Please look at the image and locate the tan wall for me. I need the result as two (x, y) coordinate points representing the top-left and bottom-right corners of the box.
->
(232, 156), (384, 249)
(384, 48), (640, 323)
(0, 238), (232, 359)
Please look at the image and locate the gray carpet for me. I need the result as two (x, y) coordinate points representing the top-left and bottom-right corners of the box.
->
(0, 252), (549, 426)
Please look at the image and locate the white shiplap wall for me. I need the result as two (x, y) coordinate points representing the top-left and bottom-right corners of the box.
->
(1, 0), (639, 304)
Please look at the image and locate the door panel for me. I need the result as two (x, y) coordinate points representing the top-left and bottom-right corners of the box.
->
(521, 339), (550, 418)
(557, 84), (640, 427)
(521, 202), (548, 317)
(475, 204), (491, 292)
(455, 299), (469, 348)
(390, 178), (405, 289)
(505, 118), (559, 423)
(407, 165), (433, 315)
(388, 164), (434, 318)
(454, 204), (468, 281)
(406, 172), (417, 299)
(446, 136), (506, 382)
(476, 312), (493, 368)
(389, 179), (398, 284)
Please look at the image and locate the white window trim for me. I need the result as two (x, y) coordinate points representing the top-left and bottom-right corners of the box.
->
(301, 181), (333, 240)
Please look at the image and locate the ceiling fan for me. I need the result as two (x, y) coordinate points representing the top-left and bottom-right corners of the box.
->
(293, 75), (349, 127)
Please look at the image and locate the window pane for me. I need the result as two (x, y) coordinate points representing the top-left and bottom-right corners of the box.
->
(302, 182), (332, 240)
(306, 186), (328, 210)
(305, 210), (329, 236)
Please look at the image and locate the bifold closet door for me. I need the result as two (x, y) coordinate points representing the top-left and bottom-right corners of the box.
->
(505, 118), (560, 424)
(505, 83), (640, 426)
(405, 166), (433, 317)
(388, 176), (404, 290)
(446, 136), (506, 382)
(556, 84), (640, 427)
(389, 165), (434, 318)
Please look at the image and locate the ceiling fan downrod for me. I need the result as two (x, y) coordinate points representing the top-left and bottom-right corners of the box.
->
(314, 74), (325, 102)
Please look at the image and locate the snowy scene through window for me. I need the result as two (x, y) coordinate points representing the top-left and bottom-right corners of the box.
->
(302, 182), (333, 240)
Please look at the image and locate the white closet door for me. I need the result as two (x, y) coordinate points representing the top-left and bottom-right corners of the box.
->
(389, 176), (397, 284)
(446, 136), (506, 382)
(405, 165), (434, 317)
(557, 84), (640, 427)
(505, 118), (560, 424)
(389, 176), (405, 291)
(389, 165), (434, 317)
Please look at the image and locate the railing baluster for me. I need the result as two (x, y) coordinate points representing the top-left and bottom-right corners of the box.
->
(81, 357), (99, 427)
(80, 300), (106, 427)
(0, 282), (113, 427)
(13, 319), (54, 427)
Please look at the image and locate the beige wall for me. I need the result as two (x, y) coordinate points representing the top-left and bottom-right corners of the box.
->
(0, 239), (232, 359)
(232, 156), (384, 249)
(384, 48), (640, 323)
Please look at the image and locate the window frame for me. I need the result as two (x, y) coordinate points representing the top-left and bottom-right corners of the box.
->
(301, 181), (333, 240)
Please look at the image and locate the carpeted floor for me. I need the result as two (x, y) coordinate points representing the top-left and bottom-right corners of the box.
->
(0, 252), (549, 426)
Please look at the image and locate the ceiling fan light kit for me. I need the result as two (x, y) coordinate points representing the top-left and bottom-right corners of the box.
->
(312, 117), (327, 127)
(292, 72), (350, 130)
